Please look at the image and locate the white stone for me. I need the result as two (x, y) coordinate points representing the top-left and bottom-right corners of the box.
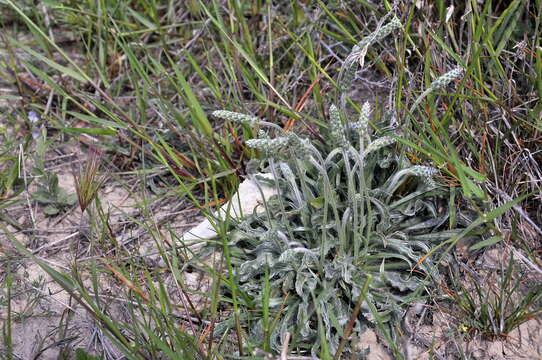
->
(180, 173), (277, 249)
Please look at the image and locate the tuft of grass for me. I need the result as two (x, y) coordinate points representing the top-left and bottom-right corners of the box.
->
(73, 150), (107, 213)
(449, 254), (542, 339)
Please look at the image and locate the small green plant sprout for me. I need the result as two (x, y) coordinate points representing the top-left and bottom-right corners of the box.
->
(29, 126), (76, 216)
(31, 172), (77, 216)
(0, 155), (23, 201)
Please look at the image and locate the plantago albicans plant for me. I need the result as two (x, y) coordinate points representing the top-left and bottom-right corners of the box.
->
(210, 16), (477, 357)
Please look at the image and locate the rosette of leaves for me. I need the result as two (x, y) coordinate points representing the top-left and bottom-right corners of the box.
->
(31, 171), (77, 216)
(213, 105), (471, 357)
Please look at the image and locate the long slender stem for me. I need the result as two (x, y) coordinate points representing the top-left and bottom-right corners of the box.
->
(334, 275), (372, 360)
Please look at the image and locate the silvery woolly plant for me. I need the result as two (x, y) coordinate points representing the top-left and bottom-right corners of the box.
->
(211, 15), (469, 358)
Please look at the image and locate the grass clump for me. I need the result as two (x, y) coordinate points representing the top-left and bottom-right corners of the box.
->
(449, 254), (542, 339)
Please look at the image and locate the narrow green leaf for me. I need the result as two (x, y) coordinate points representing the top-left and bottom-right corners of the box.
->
(310, 197), (325, 209)
(469, 235), (503, 251)
(75, 349), (101, 360)
(165, 55), (213, 137)
(10, 39), (87, 83)
(67, 112), (127, 129)
(55, 127), (117, 136)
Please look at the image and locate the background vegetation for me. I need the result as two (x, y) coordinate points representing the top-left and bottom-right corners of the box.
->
(0, 0), (541, 359)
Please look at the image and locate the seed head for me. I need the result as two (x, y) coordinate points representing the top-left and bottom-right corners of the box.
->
(287, 133), (313, 161)
(212, 110), (259, 125)
(340, 16), (402, 88)
(428, 66), (464, 91)
(246, 136), (289, 155)
(409, 165), (438, 186)
(363, 136), (396, 156)
(357, 102), (371, 136)
(353, 16), (402, 55)
(329, 104), (347, 147)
